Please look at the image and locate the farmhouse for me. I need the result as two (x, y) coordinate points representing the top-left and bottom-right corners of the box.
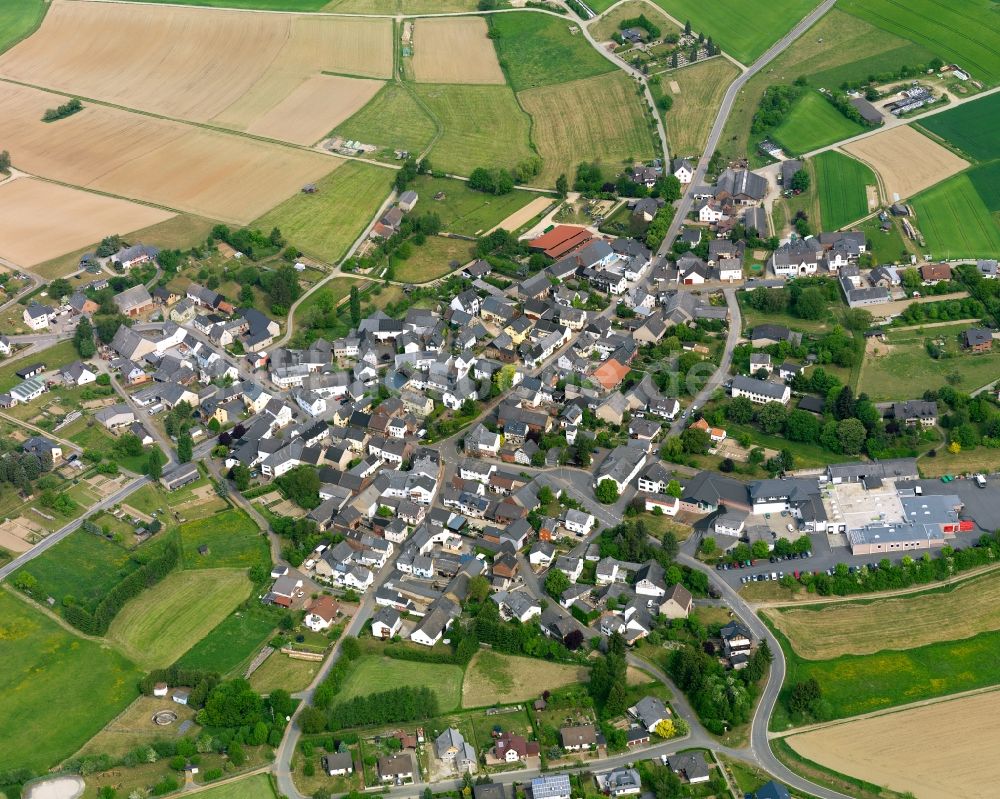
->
(160, 462), (200, 491)
(714, 168), (767, 205)
(113, 284), (154, 317)
(23, 302), (53, 331)
(113, 244), (159, 269)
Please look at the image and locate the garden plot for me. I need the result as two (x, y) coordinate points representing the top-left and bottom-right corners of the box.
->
(0, 177), (172, 268)
(842, 125), (968, 201)
(412, 17), (505, 84)
(0, 516), (45, 553)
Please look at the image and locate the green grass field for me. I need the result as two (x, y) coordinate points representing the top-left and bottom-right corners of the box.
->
(839, 0), (1000, 86)
(333, 83), (437, 159)
(130, 0), (327, 7)
(338, 656), (464, 711)
(0, 0), (46, 55)
(108, 569), (252, 669)
(858, 215), (908, 265)
(968, 161), (1000, 213)
(911, 173), (1000, 260)
(414, 84), (534, 177)
(406, 175), (538, 236)
(391, 235), (474, 283)
(177, 508), (270, 571)
(254, 161), (394, 264)
(490, 12), (616, 91)
(520, 71), (657, 187)
(325, 0), (477, 11)
(919, 92), (1000, 162)
(771, 91), (865, 155)
(174, 604), (278, 675)
(814, 150), (876, 229)
(0, 589), (142, 772)
(650, 0), (819, 64)
(186, 773), (277, 799)
(0, 339), (79, 392)
(771, 623), (1000, 728)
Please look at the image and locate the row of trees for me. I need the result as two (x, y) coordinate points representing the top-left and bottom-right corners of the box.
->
(326, 686), (439, 729)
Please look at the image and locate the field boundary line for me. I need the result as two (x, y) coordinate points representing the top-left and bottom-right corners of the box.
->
(1, 582), (108, 644)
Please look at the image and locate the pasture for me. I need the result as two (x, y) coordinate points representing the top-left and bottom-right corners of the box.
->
(490, 12), (615, 91)
(407, 175), (539, 236)
(650, 0), (820, 64)
(0, 178), (172, 268)
(786, 690), (1000, 798)
(332, 83), (437, 158)
(175, 605), (278, 675)
(462, 651), (588, 707)
(813, 150), (877, 229)
(858, 215), (907, 266)
(839, 0), (1000, 86)
(0, 82), (339, 225)
(842, 125), (968, 201)
(188, 774), (277, 799)
(659, 58), (740, 156)
(911, 174), (1000, 260)
(0, 0), (46, 56)
(255, 161), (394, 263)
(520, 72), (657, 187)
(250, 652), (321, 694)
(414, 84), (534, 176)
(412, 17), (504, 85)
(338, 656), (463, 711)
(177, 508), (270, 570)
(107, 569), (252, 669)
(764, 572), (1000, 660)
(919, 92), (1000, 162)
(770, 91), (864, 155)
(391, 235), (474, 283)
(0, 589), (142, 772)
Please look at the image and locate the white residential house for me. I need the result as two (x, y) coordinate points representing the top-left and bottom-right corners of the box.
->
(23, 303), (53, 331)
(716, 258), (743, 282)
(562, 509), (595, 537)
(672, 158), (694, 185)
(696, 200), (724, 223)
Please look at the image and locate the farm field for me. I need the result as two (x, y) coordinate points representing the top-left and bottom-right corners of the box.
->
(332, 82), (436, 158)
(919, 92), (1000, 162)
(338, 656), (463, 710)
(177, 508), (270, 570)
(0, 0), (45, 56)
(250, 652), (321, 694)
(968, 161), (1000, 213)
(771, 91), (864, 155)
(764, 572), (1000, 660)
(839, 0), (1000, 86)
(407, 175), (539, 236)
(0, 1), (393, 128)
(254, 161), (394, 263)
(0, 82), (339, 225)
(520, 72), (657, 187)
(0, 177), (172, 268)
(490, 12), (616, 91)
(462, 651), (588, 707)
(0, 589), (142, 772)
(589, 1), (679, 43)
(411, 17), (504, 84)
(175, 605), (278, 675)
(414, 84), (534, 177)
(842, 125), (968, 201)
(134, 0), (327, 7)
(391, 235), (474, 283)
(859, 328), (1000, 399)
(813, 150), (877, 229)
(911, 173), (1000, 260)
(650, 0), (819, 64)
(107, 568), (252, 669)
(325, 0), (477, 10)
(660, 58), (740, 156)
(786, 690), (1000, 799)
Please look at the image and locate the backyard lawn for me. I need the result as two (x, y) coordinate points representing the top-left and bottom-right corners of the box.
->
(462, 651), (588, 707)
(390, 235), (474, 284)
(177, 508), (270, 570)
(250, 652), (321, 694)
(338, 656), (463, 711)
(771, 92), (864, 155)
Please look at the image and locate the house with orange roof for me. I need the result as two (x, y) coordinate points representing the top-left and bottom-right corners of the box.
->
(691, 417), (727, 443)
(593, 358), (630, 391)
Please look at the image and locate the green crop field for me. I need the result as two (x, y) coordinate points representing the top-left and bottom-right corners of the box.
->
(391, 235), (474, 283)
(919, 92), (1000, 162)
(968, 162), (1000, 213)
(406, 175), (538, 237)
(174, 604), (278, 675)
(520, 72), (657, 187)
(177, 508), (270, 571)
(911, 173), (1000, 260)
(0, 0), (46, 55)
(414, 84), (534, 177)
(840, 0), (1000, 87)
(490, 12), (616, 91)
(814, 150), (876, 229)
(108, 569), (252, 669)
(772, 91), (865, 155)
(0, 590), (142, 771)
(338, 655), (464, 711)
(325, 0), (478, 11)
(333, 83), (437, 159)
(254, 161), (393, 264)
(650, 0), (819, 64)
(187, 773), (277, 799)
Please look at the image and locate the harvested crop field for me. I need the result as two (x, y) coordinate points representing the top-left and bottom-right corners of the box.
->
(520, 72), (657, 187)
(0, 177), (172, 267)
(661, 58), (740, 156)
(764, 572), (1000, 660)
(0, 0), (392, 139)
(462, 651), (588, 706)
(412, 17), (504, 84)
(786, 690), (1000, 799)
(0, 82), (339, 224)
(842, 125), (968, 201)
